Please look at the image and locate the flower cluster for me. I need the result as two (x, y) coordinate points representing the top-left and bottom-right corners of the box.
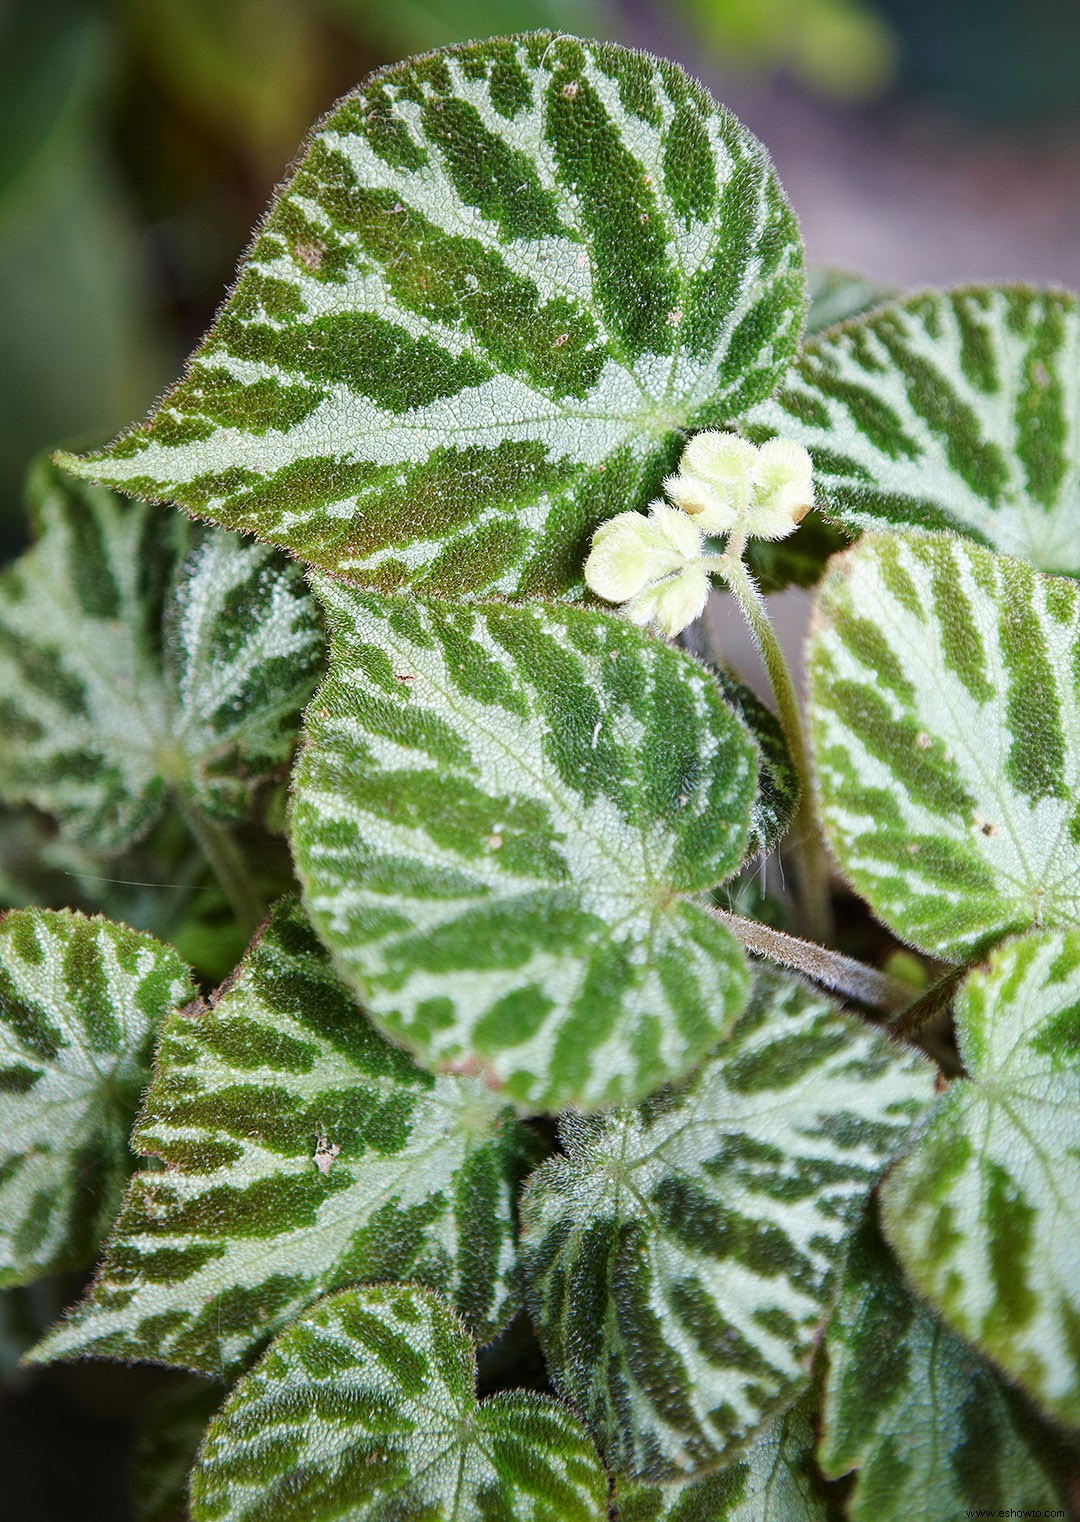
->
(585, 431), (814, 637)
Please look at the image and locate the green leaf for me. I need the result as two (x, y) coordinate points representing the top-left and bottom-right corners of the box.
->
(31, 899), (538, 1375)
(189, 1283), (608, 1522)
(0, 457), (324, 851)
(519, 969), (933, 1481)
(808, 529), (1080, 960)
(819, 1210), (1070, 1520)
(0, 908), (193, 1285)
(804, 267), (893, 335)
(613, 1390), (831, 1520)
(291, 582), (756, 1113)
(131, 1378), (223, 1522)
(161, 518), (326, 822)
(711, 669), (797, 857)
(745, 286), (1080, 575)
(880, 928), (1080, 1426)
(62, 33), (804, 599)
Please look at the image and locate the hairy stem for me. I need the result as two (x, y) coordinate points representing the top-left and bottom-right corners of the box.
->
(710, 551), (834, 942)
(178, 799), (265, 939)
(711, 907), (910, 1014)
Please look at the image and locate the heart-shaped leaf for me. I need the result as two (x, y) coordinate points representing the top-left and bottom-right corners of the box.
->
(746, 287), (1080, 575)
(820, 1210), (1071, 1520)
(60, 34), (804, 599)
(881, 928), (1080, 1426)
(519, 969), (933, 1480)
(808, 530), (1080, 959)
(31, 899), (538, 1375)
(291, 583), (757, 1113)
(189, 1283), (608, 1522)
(0, 908), (193, 1285)
(0, 458), (323, 851)
(612, 1389), (830, 1520)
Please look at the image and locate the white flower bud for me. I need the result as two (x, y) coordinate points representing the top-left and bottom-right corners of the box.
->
(584, 503), (708, 637)
(745, 437), (814, 540)
(623, 565), (711, 638)
(665, 430), (814, 544)
(664, 433), (756, 536)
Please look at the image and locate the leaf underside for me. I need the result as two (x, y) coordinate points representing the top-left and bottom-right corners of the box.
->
(0, 909), (193, 1285)
(190, 1283), (608, 1522)
(291, 583), (757, 1113)
(63, 32), (804, 600)
(820, 1211), (1069, 1521)
(809, 529), (1080, 960)
(31, 899), (537, 1375)
(520, 968), (933, 1481)
(881, 928), (1080, 1426)
(746, 286), (1080, 575)
(0, 458), (323, 852)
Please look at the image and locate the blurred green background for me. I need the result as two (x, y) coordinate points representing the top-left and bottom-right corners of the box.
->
(1, 1), (1079, 1516)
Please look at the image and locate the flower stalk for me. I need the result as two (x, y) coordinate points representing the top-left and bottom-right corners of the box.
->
(584, 427), (833, 939)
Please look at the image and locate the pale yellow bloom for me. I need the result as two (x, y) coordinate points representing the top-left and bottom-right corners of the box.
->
(664, 433), (756, 535)
(585, 503), (709, 637)
(666, 430), (813, 542)
(583, 433), (814, 640)
(745, 437), (814, 540)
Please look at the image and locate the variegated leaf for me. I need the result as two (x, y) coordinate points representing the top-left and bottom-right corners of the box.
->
(291, 583), (757, 1113)
(519, 969), (934, 1481)
(881, 928), (1080, 1426)
(189, 1283), (608, 1522)
(808, 530), (1080, 959)
(61, 34), (804, 599)
(712, 669), (797, 858)
(0, 908), (193, 1285)
(746, 287), (1080, 574)
(31, 899), (538, 1375)
(613, 1390), (831, 1520)
(820, 1210), (1071, 1520)
(0, 458), (323, 851)
(162, 522), (325, 823)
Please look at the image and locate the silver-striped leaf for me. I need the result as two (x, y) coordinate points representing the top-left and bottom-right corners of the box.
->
(711, 668), (798, 858)
(290, 582), (757, 1113)
(0, 458), (323, 851)
(881, 928), (1080, 1426)
(613, 1390), (830, 1520)
(189, 1283), (608, 1522)
(0, 908), (193, 1285)
(519, 969), (934, 1481)
(808, 530), (1080, 960)
(61, 34), (804, 599)
(820, 1210), (1071, 1520)
(31, 898), (538, 1375)
(746, 286), (1080, 574)
(162, 522), (326, 824)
